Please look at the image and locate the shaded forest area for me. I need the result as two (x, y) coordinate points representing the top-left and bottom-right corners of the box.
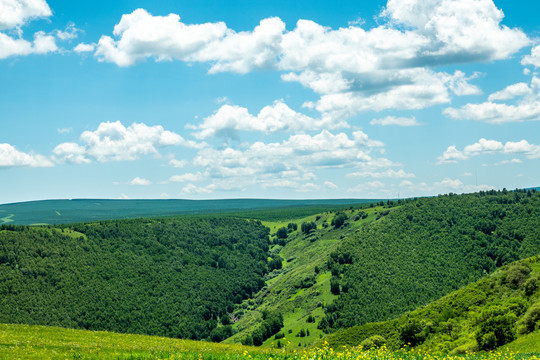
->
(0, 217), (270, 340)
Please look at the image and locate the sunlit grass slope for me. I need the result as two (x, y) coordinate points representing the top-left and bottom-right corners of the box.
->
(223, 206), (386, 348)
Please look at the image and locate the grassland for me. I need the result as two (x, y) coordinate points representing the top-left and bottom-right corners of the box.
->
(0, 323), (537, 359)
(0, 199), (375, 225)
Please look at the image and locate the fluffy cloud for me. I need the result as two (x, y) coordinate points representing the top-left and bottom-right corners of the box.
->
(89, 1), (526, 117)
(169, 172), (204, 183)
(383, 0), (528, 62)
(0, 143), (53, 168)
(522, 45), (540, 68)
(0, 0), (51, 30)
(193, 130), (386, 185)
(192, 100), (340, 140)
(0, 30), (57, 59)
(168, 159), (187, 168)
(94, 9), (228, 67)
(181, 183), (214, 195)
(438, 138), (540, 164)
(54, 121), (198, 163)
(193, 17), (285, 74)
(74, 43), (95, 53)
(370, 115), (420, 127)
(444, 77), (540, 123)
(94, 2), (527, 70)
(308, 69), (477, 118)
(130, 177), (152, 186)
(324, 181), (338, 189)
(488, 82), (532, 101)
(52, 142), (89, 164)
(0, 0), (62, 59)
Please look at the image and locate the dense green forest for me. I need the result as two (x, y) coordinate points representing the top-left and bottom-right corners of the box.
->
(0, 217), (270, 340)
(320, 189), (540, 333)
(320, 255), (540, 353)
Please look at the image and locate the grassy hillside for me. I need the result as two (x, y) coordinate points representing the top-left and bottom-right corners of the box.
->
(0, 323), (537, 359)
(318, 256), (540, 354)
(222, 205), (396, 348)
(0, 217), (270, 340)
(321, 189), (540, 332)
(0, 198), (375, 225)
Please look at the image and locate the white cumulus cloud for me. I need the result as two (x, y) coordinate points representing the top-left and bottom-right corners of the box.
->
(0, 0), (62, 59)
(444, 76), (540, 124)
(52, 142), (90, 164)
(74, 42), (95, 53)
(129, 177), (152, 186)
(169, 172), (204, 183)
(0, 143), (53, 168)
(0, 0), (51, 30)
(192, 100), (340, 140)
(87, 1), (527, 118)
(522, 44), (540, 68)
(438, 138), (540, 164)
(53, 121), (199, 163)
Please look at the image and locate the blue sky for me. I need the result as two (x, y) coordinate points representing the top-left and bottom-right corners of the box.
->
(1, 0), (540, 203)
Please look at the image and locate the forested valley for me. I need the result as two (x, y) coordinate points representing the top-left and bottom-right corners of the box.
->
(0, 217), (270, 340)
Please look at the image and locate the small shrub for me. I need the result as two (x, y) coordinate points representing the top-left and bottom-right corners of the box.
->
(276, 227), (288, 239)
(517, 303), (540, 334)
(399, 319), (426, 346)
(502, 263), (531, 289)
(330, 277), (340, 295)
(287, 223), (298, 231)
(331, 213), (348, 229)
(523, 276), (539, 296)
(360, 335), (386, 349)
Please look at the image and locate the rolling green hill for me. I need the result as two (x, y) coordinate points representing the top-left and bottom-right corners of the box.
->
(0, 198), (376, 225)
(318, 255), (540, 354)
(320, 189), (540, 333)
(1, 189), (540, 356)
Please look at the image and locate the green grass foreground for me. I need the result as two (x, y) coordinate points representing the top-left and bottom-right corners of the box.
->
(0, 323), (538, 360)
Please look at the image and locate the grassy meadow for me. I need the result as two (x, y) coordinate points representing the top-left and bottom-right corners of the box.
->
(0, 323), (538, 359)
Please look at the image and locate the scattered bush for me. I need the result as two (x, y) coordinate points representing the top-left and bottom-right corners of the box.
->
(476, 311), (516, 350)
(301, 221), (317, 234)
(399, 319), (426, 347)
(287, 223), (298, 231)
(331, 213), (348, 229)
(360, 335), (386, 349)
(517, 302), (540, 335)
(276, 227), (288, 239)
